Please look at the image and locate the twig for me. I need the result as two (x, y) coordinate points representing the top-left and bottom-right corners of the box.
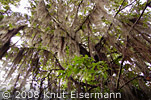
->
(112, 0), (149, 91)
(119, 75), (140, 90)
(121, 0), (136, 11)
(75, 5), (96, 34)
(53, 54), (65, 70)
(116, 57), (125, 90)
(106, 0), (126, 34)
(128, 0), (149, 34)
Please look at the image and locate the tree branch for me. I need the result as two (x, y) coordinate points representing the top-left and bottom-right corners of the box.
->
(25, 47), (97, 88)
(116, 56), (125, 90)
(71, 0), (84, 28)
(94, 0), (126, 54)
(128, 0), (149, 34)
(0, 25), (26, 60)
(119, 75), (141, 90)
(75, 5), (96, 34)
(53, 53), (97, 88)
(115, 2), (150, 89)
(3, 25), (27, 43)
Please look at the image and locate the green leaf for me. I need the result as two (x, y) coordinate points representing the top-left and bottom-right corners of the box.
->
(67, 70), (72, 77)
(0, 15), (4, 21)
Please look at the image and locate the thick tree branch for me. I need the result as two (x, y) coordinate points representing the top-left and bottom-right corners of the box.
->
(51, 16), (91, 57)
(0, 25), (26, 60)
(3, 25), (27, 43)
(94, 0), (126, 61)
(71, 0), (84, 28)
(94, 0), (133, 53)
(41, 1), (91, 57)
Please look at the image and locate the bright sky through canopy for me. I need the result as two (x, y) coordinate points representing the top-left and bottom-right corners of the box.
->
(10, 0), (31, 15)
(10, 0), (147, 15)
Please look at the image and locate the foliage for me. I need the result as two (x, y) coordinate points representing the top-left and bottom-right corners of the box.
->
(0, 0), (151, 100)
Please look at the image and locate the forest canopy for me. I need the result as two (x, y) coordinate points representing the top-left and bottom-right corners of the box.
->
(0, 0), (151, 100)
